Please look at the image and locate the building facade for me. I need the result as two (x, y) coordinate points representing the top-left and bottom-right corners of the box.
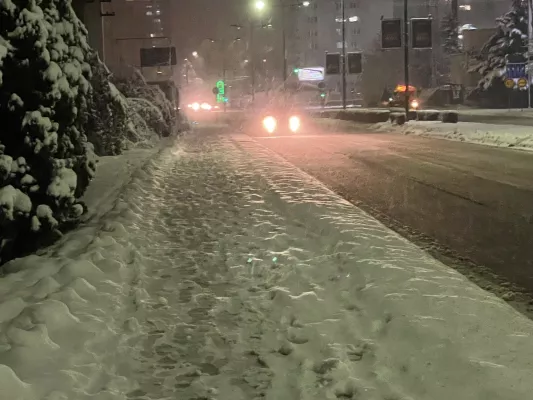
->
(287, 0), (394, 94)
(74, 0), (179, 82)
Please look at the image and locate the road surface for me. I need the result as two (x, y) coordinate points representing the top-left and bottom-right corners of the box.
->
(250, 129), (533, 296)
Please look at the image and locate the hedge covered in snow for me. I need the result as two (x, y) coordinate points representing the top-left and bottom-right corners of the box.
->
(0, 0), (183, 264)
(113, 70), (177, 138)
(0, 0), (98, 263)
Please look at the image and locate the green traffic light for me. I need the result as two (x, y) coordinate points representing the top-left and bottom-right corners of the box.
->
(320, 93), (326, 98)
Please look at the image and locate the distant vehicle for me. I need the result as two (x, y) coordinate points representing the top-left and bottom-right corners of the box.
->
(388, 84), (421, 110)
(248, 92), (309, 136)
(186, 101), (219, 112)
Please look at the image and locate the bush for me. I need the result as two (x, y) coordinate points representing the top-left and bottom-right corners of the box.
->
(390, 112), (406, 125)
(113, 70), (177, 137)
(85, 54), (129, 156)
(314, 109), (390, 123)
(441, 111), (459, 123)
(127, 97), (166, 138)
(0, 0), (97, 264)
(417, 110), (440, 121)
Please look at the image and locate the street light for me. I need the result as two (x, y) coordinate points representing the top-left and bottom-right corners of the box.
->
(302, 1), (310, 6)
(255, 0), (266, 11)
(192, 51), (198, 57)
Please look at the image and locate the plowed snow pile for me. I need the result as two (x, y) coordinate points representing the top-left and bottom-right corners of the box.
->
(0, 130), (532, 400)
(376, 120), (533, 151)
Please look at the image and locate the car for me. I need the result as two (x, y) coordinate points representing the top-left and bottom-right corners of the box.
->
(388, 84), (421, 111)
(186, 101), (219, 112)
(245, 104), (307, 136)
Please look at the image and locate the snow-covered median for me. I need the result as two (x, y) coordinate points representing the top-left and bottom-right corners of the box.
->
(375, 120), (533, 150)
(0, 131), (532, 400)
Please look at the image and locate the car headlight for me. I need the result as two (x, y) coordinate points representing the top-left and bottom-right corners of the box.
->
(201, 102), (212, 110)
(289, 116), (301, 132)
(262, 116), (277, 133)
(191, 102), (200, 111)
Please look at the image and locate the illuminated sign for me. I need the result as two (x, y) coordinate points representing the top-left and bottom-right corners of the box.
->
(298, 67), (325, 81)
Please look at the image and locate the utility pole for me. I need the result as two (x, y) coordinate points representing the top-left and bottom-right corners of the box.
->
(250, 20), (255, 104)
(527, 0), (533, 108)
(222, 51), (227, 113)
(403, 0), (410, 115)
(281, 0), (287, 87)
(451, 0), (458, 22)
(341, 0), (347, 109)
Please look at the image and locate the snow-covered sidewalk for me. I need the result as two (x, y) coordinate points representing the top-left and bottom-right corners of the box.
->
(375, 120), (533, 151)
(1, 130), (533, 400)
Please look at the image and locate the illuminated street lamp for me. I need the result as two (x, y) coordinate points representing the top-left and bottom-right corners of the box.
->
(302, 1), (310, 6)
(255, 0), (266, 11)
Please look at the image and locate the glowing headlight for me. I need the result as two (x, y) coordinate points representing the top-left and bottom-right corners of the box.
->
(262, 116), (277, 133)
(201, 102), (212, 110)
(289, 116), (301, 132)
(191, 102), (200, 111)
(410, 100), (419, 109)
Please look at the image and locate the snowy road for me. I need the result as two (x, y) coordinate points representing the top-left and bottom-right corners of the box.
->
(255, 130), (533, 301)
(2, 127), (533, 400)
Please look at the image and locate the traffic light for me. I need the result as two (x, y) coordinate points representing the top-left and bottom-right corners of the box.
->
(347, 52), (362, 74)
(215, 80), (225, 103)
(325, 53), (341, 75)
(381, 19), (402, 49)
(411, 18), (432, 49)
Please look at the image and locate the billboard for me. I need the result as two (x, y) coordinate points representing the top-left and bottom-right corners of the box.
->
(140, 47), (177, 67)
(298, 67), (325, 81)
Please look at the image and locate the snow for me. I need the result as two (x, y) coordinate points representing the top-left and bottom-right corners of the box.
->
(47, 167), (77, 198)
(0, 155), (13, 176)
(1, 132), (533, 400)
(374, 120), (533, 150)
(0, 185), (32, 220)
(35, 205), (58, 228)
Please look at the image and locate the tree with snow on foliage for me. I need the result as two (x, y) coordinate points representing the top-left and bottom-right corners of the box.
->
(469, 0), (528, 90)
(0, 0), (97, 263)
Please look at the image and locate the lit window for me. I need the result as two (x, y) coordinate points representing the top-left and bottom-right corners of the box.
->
(146, 11), (152, 15)
(156, 10), (161, 15)
(348, 16), (358, 22)
(459, 5), (471, 11)
(150, 33), (156, 37)
(154, 18), (161, 23)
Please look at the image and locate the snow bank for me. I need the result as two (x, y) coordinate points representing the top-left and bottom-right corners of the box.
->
(375, 120), (533, 150)
(0, 133), (532, 400)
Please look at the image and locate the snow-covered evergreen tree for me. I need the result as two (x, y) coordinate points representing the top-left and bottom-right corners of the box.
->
(0, 0), (96, 263)
(441, 13), (461, 54)
(470, 0), (528, 89)
(113, 69), (177, 137)
(85, 54), (129, 156)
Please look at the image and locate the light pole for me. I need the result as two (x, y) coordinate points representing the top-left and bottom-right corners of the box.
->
(404, 0), (410, 115)
(341, 0), (346, 109)
(265, 1), (310, 87)
(527, 0), (533, 108)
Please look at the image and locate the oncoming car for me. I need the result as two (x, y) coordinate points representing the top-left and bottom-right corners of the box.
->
(260, 112), (303, 135)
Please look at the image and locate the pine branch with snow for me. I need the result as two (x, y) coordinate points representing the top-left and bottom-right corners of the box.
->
(85, 53), (129, 156)
(469, 0), (528, 90)
(0, 0), (96, 264)
(441, 13), (461, 55)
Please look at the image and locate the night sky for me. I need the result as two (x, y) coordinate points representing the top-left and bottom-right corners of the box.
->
(173, 0), (249, 56)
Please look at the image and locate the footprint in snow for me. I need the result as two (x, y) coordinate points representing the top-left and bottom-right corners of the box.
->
(287, 327), (309, 344)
